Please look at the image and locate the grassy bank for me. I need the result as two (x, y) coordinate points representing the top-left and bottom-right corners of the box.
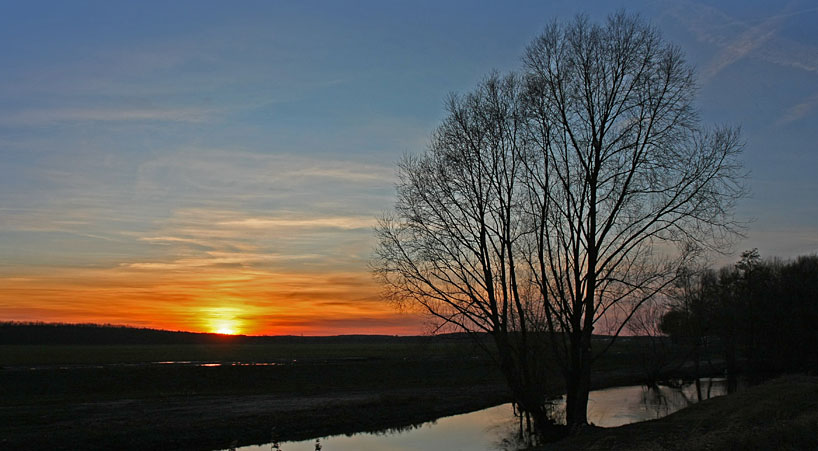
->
(537, 374), (818, 450)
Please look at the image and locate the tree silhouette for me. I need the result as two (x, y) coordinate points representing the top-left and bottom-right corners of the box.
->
(375, 12), (745, 430)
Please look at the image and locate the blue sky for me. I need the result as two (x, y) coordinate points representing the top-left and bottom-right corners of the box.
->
(0, 0), (816, 333)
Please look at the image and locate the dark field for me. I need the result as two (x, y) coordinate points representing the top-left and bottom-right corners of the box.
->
(1, 340), (482, 366)
(1, 341), (503, 403)
(0, 336), (728, 450)
(1, 340), (510, 450)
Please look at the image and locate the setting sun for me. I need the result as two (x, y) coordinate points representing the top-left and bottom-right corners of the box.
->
(212, 317), (241, 335)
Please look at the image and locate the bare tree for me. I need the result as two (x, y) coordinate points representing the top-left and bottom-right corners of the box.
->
(375, 12), (745, 432)
(374, 74), (552, 422)
(520, 12), (744, 428)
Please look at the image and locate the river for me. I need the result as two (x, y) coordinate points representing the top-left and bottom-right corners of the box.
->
(235, 378), (729, 451)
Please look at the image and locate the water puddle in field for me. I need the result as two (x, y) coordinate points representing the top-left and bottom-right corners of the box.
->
(234, 378), (729, 451)
(155, 361), (282, 367)
(10, 361), (283, 371)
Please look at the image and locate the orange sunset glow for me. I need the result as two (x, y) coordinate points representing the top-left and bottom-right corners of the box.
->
(0, 264), (426, 335)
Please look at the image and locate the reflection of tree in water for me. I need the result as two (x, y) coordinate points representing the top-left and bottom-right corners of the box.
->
(493, 403), (537, 451)
(640, 385), (683, 419)
(365, 421), (430, 436)
(493, 400), (567, 449)
(640, 378), (726, 419)
(270, 437), (325, 451)
(269, 419), (437, 450)
(270, 426), (281, 450)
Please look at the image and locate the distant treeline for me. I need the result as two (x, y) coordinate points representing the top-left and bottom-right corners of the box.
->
(0, 322), (475, 345)
(662, 252), (818, 375)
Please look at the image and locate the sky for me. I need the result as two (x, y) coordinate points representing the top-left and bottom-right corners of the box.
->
(1, 0), (816, 336)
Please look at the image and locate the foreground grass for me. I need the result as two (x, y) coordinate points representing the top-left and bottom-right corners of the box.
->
(537, 374), (818, 451)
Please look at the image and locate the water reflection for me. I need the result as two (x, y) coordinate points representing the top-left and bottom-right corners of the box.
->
(235, 378), (728, 451)
(556, 377), (728, 427)
(154, 361), (281, 367)
(237, 404), (520, 451)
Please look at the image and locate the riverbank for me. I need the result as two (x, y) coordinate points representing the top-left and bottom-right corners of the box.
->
(537, 374), (818, 450)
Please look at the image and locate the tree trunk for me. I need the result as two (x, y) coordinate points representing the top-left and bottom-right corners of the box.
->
(694, 341), (702, 401)
(494, 331), (548, 429)
(564, 344), (591, 429)
(725, 335), (738, 393)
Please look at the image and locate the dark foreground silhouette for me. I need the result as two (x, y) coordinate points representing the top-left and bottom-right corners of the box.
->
(537, 375), (818, 450)
(1, 333), (709, 450)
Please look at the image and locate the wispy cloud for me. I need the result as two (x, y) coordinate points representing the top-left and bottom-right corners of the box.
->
(0, 21), (358, 127)
(0, 106), (216, 126)
(124, 251), (281, 270)
(140, 236), (218, 248)
(291, 166), (396, 183)
(218, 215), (377, 230)
(128, 208), (378, 268)
(134, 148), (394, 194)
(700, 13), (787, 81)
(666, 1), (818, 80)
(1, 147), (394, 255)
(776, 91), (818, 126)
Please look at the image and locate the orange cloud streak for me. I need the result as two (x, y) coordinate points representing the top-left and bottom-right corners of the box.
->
(0, 265), (427, 336)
